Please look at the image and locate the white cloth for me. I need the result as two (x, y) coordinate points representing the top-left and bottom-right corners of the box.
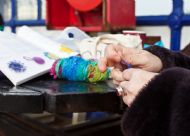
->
(53, 26), (142, 60)
(76, 34), (142, 60)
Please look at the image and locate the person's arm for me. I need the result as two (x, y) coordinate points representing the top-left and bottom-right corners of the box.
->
(146, 46), (190, 70)
(121, 67), (190, 136)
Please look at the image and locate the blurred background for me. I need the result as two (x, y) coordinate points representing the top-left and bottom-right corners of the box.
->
(0, 0), (190, 50)
(0, 1), (190, 136)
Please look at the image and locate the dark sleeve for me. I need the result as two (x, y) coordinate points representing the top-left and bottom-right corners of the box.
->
(145, 46), (190, 70)
(121, 67), (190, 136)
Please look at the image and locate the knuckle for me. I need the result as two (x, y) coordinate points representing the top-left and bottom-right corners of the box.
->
(119, 81), (127, 89)
(111, 69), (123, 81)
(110, 71), (116, 78)
(123, 69), (128, 75)
(113, 80), (120, 85)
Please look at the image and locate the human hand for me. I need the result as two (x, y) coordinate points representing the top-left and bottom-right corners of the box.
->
(98, 45), (127, 72)
(98, 45), (163, 73)
(118, 68), (158, 106)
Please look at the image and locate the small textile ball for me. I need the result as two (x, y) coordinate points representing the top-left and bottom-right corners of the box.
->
(50, 56), (110, 83)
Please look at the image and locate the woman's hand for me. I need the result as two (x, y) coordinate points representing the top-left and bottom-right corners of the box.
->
(111, 68), (158, 106)
(98, 45), (163, 73)
(98, 45), (127, 72)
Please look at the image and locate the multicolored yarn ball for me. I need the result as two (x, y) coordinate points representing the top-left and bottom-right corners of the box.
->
(50, 56), (110, 83)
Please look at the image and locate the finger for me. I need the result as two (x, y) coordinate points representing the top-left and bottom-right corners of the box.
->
(119, 81), (134, 96)
(119, 81), (131, 95)
(122, 94), (135, 107)
(115, 63), (125, 71)
(106, 45), (122, 64)
(121, 48), (146, 65)
(98, 57), (108, 72)
(121, 47), (142, 57)
(122, 68), (137, 80)
(125, 54), (143, 66)
(111, 69), (124, 82)
(113, 80), (120, 85)
(98, 46), (122, 72)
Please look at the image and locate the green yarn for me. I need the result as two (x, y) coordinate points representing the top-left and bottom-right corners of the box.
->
(87, 61), (110, 83)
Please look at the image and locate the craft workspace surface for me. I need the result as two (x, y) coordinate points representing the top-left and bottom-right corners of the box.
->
(0, 74), (123, 113)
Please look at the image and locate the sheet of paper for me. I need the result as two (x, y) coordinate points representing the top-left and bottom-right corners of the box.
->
(0, 32), (44, 58)
(0, 28), (79, 86)
(0, 32), (53, 85)
(17, 26), (79, 58)
(0, 51), (54, 86)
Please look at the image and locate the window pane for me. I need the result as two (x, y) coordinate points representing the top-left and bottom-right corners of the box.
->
(136, 0), (172, 16)
(184, 0), (190, 14)
(17, 0), (37, 20)
(0, 0), (11, 21)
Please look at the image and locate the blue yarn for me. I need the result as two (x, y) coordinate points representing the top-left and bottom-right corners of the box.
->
(71, 57), (80, 80)
(76, 58), (89, 81)
(61, 59), (67, 78)
(77, 57), (89, 81)
(62, 56), (89, 81)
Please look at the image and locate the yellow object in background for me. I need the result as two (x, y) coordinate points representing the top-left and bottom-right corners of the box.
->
(60, 45), (74, 53)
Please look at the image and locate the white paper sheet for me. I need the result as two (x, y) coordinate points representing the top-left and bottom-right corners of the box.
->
(0, 28), (78, 86)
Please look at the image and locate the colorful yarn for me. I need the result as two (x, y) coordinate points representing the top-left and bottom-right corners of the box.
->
(50, 56), (110, 83)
